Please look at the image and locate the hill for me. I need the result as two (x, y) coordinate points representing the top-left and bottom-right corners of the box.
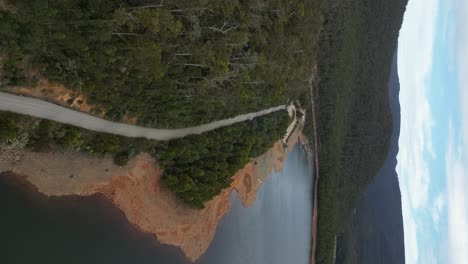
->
(312, 0), (408, 262)
(335, 51), (405, 264)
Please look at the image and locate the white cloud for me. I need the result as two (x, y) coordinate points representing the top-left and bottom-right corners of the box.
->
(453, 1), (468, 147)
(446, 2), (468, 263)
(398, 0), (438, 211)
(397, 0), (440, 262)
(422, 249), (439, 264)
(445, 125), (468, 264)
(432, 194), (445, 226)
(444, 1), (457, 73)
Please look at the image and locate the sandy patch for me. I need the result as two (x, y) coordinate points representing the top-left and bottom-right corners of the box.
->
(0, 150), (121, 195)
(8, 80), (96, 113)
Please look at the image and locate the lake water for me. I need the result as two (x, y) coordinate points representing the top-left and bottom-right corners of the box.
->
(0, 144), (313, 264)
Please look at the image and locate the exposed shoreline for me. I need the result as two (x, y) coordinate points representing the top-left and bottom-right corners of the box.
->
(0, 129), (309, 262)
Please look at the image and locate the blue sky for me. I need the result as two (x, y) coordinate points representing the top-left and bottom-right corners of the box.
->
(397, 0), (468, 263)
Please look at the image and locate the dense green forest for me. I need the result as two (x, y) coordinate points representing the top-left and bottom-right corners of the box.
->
(0, 110), (289, 207)
(0, 0), (323, 128)
(158, 111), (289, 207)
(312, 0), (407, 263)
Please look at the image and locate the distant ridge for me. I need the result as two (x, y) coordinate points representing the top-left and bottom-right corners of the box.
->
(336, 51), (405, 264)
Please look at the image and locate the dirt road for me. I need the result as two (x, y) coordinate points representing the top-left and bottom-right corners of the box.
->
(0, 91), (286, 140)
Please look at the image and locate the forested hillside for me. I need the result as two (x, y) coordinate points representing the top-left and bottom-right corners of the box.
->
(0, 0), (324, 128)
(335, 52), (405, 264)
(312, 0), (407, 263)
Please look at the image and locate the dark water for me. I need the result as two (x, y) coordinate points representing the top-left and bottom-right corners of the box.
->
(0, 145), (313, 264)
(0, 175), (189, 264)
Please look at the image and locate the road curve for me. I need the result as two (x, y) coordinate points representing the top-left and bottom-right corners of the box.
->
(0, 91), (286, 141)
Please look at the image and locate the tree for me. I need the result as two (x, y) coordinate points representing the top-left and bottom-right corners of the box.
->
(54, 126), (84, 150)
(0, 114), (18, 142)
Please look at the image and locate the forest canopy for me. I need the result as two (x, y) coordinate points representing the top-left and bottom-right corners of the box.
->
(312, 0), (408, 263)
(0, 0), (324, 128)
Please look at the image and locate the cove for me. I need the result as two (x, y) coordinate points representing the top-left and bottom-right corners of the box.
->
(0, 144), (313, 264)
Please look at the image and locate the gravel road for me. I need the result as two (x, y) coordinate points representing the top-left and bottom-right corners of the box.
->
(0, 91), (286, 140)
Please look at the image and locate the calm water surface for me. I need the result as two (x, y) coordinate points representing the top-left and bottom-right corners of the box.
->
(0, 144), (313, 264)
(200, 144), (313, 264)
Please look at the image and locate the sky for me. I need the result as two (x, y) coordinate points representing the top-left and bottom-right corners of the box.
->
(397, 0), (468, 263)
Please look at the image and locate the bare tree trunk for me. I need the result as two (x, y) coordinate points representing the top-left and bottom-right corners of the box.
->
(203, 21), (238, 34)
(112, 32), (144, 37)
(173, 53), (192, 56)
(184, 63), (206, 68)
(292, 50), (305, 54)
(130, 0), (164, 9)
(231, 56), (255, 61)
(242, 81), (264, 85)
(227, 41), (248, 47)
(170, 7), (210, 13)
(229, 63), (256, 71)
